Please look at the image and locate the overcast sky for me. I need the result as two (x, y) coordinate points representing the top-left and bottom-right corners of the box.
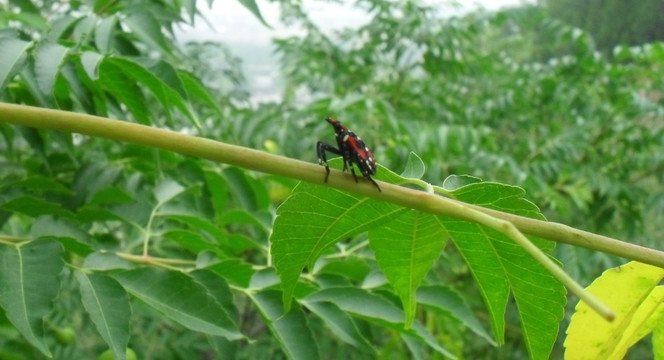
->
(177, 0), (531, 45)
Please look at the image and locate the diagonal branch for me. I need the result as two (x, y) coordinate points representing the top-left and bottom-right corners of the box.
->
(1, 103), (663, 270)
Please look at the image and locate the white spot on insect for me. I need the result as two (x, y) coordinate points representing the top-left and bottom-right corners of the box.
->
(343, 134), (349, 141)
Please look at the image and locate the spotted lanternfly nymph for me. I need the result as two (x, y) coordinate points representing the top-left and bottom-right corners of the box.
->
(316, 116), (381, 191)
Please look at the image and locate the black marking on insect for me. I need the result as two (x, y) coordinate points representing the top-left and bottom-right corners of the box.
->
(316, 116), (381, 191)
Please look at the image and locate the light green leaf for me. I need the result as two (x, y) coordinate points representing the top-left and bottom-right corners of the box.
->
(76, 272), (131, 360)
(369, 210), (446, 328)
(441, 174), (482, 190)
(401, 152), (426, 179)
(82, 252), (133, 271)
(0, 239), (64, 357)
(271, 178), (407, 309)
(0, 38), (31, 92)
(250, 290), (319, 360)
(80, 51), (103, 80)
(124, 12), (171, 55)
(94, 16), (117, 53)
(154, 179), (186, 205)
(654, 319), (664, 360)
(205, 259), (255, 287)
(34, 41), (69, 96)
(113, 268), (242, 340)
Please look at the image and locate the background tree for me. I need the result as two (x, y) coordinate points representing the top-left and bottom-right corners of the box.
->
(544, 0), (664, 55)
(1, 0), (663, 359)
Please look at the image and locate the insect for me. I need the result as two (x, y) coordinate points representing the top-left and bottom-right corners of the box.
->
(316, 116), (381, 191)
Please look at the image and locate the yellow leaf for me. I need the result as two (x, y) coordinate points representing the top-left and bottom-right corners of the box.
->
(564, 261), (664, 360)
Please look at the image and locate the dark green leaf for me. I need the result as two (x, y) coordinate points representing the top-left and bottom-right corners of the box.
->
(418, 285), (495, 345)
(101, 57), (199, 126)
(113, 268), (243, 340)
(0, 195), (74, 218)
(250, 290), (319, 360)
(98, 58), (149, 124)
(189, 269), (239, 321)
(301, 300), (374, 354)
(305, 287), (454, 358)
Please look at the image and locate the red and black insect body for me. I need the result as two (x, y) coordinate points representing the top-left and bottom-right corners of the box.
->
(316, 116), (381, 191)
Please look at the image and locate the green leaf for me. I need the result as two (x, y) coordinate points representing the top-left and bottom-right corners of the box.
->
(82, 252), (134, 271)
(75, 272), (131, 360)
(237, 0), (272, 28)
(31, 215), (93, 256)
(304, 287), (454, 358)
(98, 58), (149, 124)
(441, 174), (482, 191)
(163, 229), (221, 254)
(222, 167), (266, 211)
(417, 285), (495, 345)
(205, 259), (255, 287)
(0, 38), (31, 92)
(153, 179), (186, 204)
(189, 269), (239, 321)
(400, 152), (426, 179)
(124, 12), (172, 55)
(180, 71), (223, 117)
(0, 239), (64, 357)
(80, 51), (104, 80)
(271, 179), (407, 309)
(34, 41), (69, 96)
(441, 182), (564, 359)
(94, 16), (117, 53)
(100, 57), (199, 126)
(369, 210), (446, 328)
(300, 300), (374, 354)
(203, 169), (228, 221)
(250, 290), (319, 360)
(0, 195), (74, 218)
(112, 267), (242, 340)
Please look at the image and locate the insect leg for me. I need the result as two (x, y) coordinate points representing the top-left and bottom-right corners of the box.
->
(316, 141), (341, 183)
